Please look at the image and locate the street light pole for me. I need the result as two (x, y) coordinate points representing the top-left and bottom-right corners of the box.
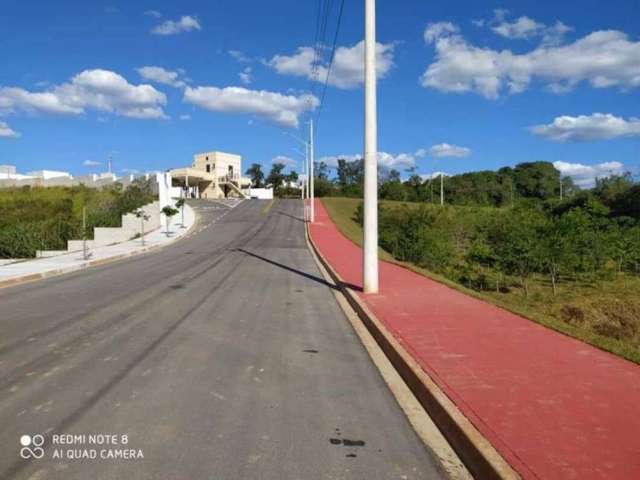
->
(363, 0), (378, 294)
(284, 130), (310, 221)
(309, 119), (315, 223)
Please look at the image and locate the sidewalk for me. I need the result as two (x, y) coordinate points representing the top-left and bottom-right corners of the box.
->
(0, 204), (196, 288)
(308, 198), (640, 480)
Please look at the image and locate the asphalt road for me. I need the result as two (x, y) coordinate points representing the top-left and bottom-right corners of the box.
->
(0, 199), (444, 480)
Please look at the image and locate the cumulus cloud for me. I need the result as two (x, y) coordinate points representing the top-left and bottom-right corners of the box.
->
(424, 22), (459, 43)
(151, 15), (201, 35)
(492, 16), (545, 39)
(239, 67), (252, 85)
(428, 143), (472, 158)
(268, 41), (395, 89)
(554, 161), (626, 188)
(179, 114), (191, 120)
(0, 121), (19, 138)
(272, 155), (298, 168)
(530, 113), (640, 142)
(421, 23), (640, 99)
(0, 69), (167, 119)
(137, 66), (186, 88)
(144, 10), (162, 18)
(83, 160), (101, 167)
(183, 86), (318, 128)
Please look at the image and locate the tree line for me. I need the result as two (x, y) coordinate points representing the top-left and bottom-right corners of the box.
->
(353, 179), (640, 298)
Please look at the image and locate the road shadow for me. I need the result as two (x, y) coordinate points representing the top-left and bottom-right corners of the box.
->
(234, 248), (362, 292)
(276, 210), (305, 223)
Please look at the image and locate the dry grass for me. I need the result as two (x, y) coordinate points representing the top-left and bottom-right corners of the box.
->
(322, 197), (640, 364)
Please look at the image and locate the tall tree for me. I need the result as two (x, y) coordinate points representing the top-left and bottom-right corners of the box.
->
(315, 161), (330, 180)
(245, 163), (265, 188)
(513, 161), (561, 200)
(266, 163), (286, 189)
(287, 170), (299, 186)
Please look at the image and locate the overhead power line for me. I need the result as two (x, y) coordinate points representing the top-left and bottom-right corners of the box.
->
(315, 0), (345, 126)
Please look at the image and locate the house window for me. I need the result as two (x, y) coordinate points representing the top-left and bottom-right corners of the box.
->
(206, 164), (211, 173)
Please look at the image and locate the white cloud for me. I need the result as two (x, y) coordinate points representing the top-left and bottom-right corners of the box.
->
(377, 152), (416, 169)
(0, 121), (19, 138)
(83, 160), (101, 167)
(144, 10), (162, 19)
(179, 114), (191, 120)
(239, 67), (252, 85)
(151, 15), (201, 35)
(137, 66), (186, 88)
(268, 41), (395, 89)
(228, 50), (251, 63)
(0, 69), (167, 119)
(530, 113), (640, 142)
(429, 143), (472, 158)
(476, 10), (573, 46)
(183, 86), (318, 128)
(554, 161), (626, 188)
(424, 22), (459, 43)
(492, 16), (546, 39)
(421, 24), (640, 99)
(272, 155), (298, 168)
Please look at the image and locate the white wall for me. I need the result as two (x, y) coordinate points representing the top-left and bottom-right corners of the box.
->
(249, 188), (274, 200)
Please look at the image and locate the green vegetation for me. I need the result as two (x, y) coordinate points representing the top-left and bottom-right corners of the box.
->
(245, 163), (265, 188)
(265, 163), (301, 198)
(314, 159), (586, 205)
(0, 180), (156, 258)
(322, 196), (640, 364)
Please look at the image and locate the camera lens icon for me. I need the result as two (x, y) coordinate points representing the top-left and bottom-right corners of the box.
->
(20, 434), (45, 459)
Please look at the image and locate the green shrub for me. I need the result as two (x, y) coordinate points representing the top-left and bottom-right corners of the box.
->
(0, 183), (156, 258)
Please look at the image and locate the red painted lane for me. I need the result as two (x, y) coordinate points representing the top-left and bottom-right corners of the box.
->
(308, 198), (640, 480)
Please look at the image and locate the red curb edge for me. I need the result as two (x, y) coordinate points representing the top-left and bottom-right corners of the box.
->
(305, 222), (520, 480)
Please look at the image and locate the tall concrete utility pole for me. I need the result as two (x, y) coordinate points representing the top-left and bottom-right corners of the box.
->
(309, 119), (315, 223)
(301, 148), (305, 203)
(363, 0), (378, 293)
(440, 172), (444, 206)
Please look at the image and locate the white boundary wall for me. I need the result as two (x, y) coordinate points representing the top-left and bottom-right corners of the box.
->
(249, 188), (274, 200)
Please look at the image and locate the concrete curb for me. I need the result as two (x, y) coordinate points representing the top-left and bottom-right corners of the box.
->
(305, 222), (520, 480)
(0, 206), (198, 290)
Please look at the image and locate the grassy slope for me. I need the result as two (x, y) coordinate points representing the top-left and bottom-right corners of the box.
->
(322, 197), (640, 364)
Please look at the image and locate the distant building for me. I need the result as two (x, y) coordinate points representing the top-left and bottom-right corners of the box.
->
(26, 170), (72, 180)
(169, 150), (251, 199)
(0, 165), (17, 175)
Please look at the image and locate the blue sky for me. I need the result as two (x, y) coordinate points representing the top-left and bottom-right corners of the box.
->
(0, 0), (639, 187)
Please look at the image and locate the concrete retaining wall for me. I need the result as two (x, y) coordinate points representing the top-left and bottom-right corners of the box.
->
(92, 201), (160, 247)
(34, 201), (160, 256)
